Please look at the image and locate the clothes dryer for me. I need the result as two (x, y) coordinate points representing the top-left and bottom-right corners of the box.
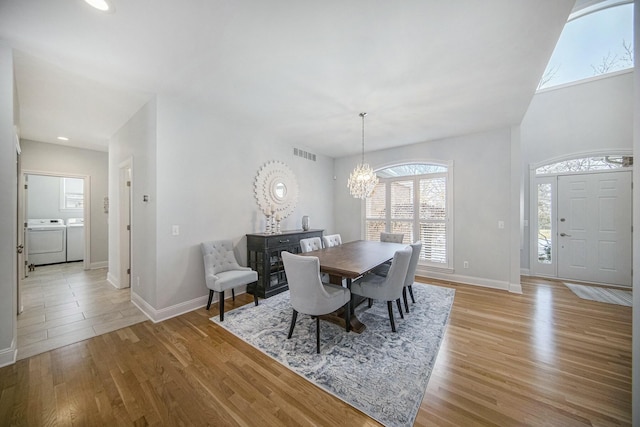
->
(27, 219), (67, 266)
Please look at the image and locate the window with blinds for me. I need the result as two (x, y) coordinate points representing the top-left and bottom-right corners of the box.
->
(365, 163), (451, 269)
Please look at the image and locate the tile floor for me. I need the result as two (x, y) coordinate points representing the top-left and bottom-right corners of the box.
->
(17, 262), (148, 360)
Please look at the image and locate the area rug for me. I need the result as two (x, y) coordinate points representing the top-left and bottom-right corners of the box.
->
(211, 282), (454, 427)
(565, 282), (632, 306)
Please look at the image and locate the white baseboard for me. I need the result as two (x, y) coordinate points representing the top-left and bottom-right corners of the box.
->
(90, 261), (108, 269)
(520, 268), (531, 276)
(416, 266), (516, 292)
(509, 282), (523, 294)
(106, 272), (120, 289)
(0, 342), (17, 368)
(131, 287), (249, 323)
(131, 292), (207, 323)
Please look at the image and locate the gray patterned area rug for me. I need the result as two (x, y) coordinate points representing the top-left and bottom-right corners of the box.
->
(211, 282), (454, 427)
(565, 283), (632, 306)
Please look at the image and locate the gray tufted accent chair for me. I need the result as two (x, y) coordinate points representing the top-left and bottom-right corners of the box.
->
(201, 240), (258, 321)
(299, 237), (323, 253)
(281, 251), (351, 353)
(322, 234), (342, 248)
(380, 232), (404, 243)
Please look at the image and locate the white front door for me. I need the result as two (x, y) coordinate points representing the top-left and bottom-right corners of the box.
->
(557, 171), (632, 286)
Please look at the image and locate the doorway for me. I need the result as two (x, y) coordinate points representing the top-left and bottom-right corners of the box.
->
(530, 156), (633, 287)
(22, 172), (90, 273)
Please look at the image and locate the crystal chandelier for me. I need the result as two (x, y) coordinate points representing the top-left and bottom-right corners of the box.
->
(347, 112), (379, 199)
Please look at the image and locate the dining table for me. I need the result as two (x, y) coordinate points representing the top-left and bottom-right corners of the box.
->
(299, 239), (407, 333)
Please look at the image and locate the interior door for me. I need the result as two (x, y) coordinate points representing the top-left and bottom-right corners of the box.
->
(557, 171), (632, 286)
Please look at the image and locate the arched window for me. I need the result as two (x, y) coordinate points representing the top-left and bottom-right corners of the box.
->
(538, 1), (634, 90)
(365, 163), (452, 270)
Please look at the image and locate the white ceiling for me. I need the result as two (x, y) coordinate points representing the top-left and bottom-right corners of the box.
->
(0, 0), (574, 157)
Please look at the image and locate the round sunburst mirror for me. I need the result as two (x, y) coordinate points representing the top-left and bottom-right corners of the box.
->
(254, 160), (299, 219)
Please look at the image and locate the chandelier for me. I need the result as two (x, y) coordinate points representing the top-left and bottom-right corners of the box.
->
(347, 112), (379, 199)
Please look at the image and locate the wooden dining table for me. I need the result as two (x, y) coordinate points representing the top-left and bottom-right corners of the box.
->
(300, 240), (407, 333)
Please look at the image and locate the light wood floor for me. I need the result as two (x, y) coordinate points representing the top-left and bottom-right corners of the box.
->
(0, 276), (631, 426)
(17, 262), (147, 360)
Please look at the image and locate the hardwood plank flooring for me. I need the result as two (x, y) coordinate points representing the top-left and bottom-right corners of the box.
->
(1, 276), (631, 426)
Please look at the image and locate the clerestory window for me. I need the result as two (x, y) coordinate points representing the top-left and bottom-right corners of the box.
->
(538, 1), (634, 91)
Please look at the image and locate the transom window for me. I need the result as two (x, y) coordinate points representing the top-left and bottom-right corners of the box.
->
(365, 162), (452, 269)
(535, 155), (633, 175)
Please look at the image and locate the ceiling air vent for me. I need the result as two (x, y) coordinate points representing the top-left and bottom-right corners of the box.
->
(294, 148), (316, 162)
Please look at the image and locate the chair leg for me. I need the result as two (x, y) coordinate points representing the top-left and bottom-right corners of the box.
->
(397, 299), (404, 319)
(408, 285), (416, 303)
(219, 290), (225, 321)
(368, 298), (373, 308)
(344, 300), (351, 333)
(287, 310), (298, 339)
(387, 301), (396, 332)
(232, 288), (235, 301)
(206, 290), (214, 310)
(403, 287), (409, 313)
(316, 317), (321, 353)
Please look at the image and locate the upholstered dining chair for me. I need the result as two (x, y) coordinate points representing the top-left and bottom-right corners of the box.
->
(322, 234), (342, 248)
(299, 237), (323, 253)
(201, 240), (259, 321)
(401, 241), (422, 313)
(281, 251), (351, 353)
(380, 232), (404, 243)
(350, 246), (412, 332)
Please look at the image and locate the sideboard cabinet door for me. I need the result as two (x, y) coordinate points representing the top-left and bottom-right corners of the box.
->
(246, 229), (323, 298)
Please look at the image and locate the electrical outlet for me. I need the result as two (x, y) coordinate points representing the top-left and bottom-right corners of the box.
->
(498, 220), (505, 229)
(172, 225), (180, 235)
(463, 261), (469, 269)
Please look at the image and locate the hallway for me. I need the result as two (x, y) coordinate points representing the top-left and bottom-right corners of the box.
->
(17, 262), (147, 360)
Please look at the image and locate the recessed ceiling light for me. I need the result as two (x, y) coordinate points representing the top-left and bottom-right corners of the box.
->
(84, 0), (114, 12)
(57, 136), (69, 141)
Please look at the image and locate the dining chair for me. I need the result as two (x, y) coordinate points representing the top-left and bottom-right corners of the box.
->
(281, 251), (351, 353)
(322, 234), (342, 248)
(201, 240), (259, 321)
(401, 241), (422, 313)
(299, 237), (323, 253)
(380, 232), (404, 243)
(350, 246), (412, 332)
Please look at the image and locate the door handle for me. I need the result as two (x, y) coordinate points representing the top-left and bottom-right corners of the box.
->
(560, 233), (571, 237)
(16, 244), (24, 254)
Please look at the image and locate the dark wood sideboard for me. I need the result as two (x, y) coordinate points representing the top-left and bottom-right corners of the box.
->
(246, 229), (323, 298)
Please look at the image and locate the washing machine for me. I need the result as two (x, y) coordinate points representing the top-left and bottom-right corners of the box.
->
(66, 218), (84, 262)
(27, 219), (67, 266)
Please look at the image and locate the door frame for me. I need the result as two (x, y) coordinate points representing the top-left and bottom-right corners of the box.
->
(118, 158), (132, 289)
(529, 151), (633, 284)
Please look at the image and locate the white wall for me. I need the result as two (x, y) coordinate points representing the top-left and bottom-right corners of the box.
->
(334, 127), (516, 289)
(0, 43), (17, 367)
(520, 71), (634, 271)
(26, 175), (84, 221)
(109, 98), (157, 303)
(109, 95), (335, 319)
(20, 140), (109, 267)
